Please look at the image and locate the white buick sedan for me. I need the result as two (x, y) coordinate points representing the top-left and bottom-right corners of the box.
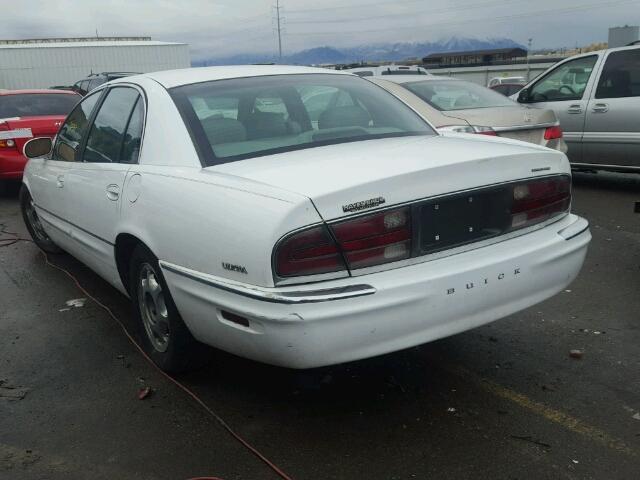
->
(20, 66), (591, 371)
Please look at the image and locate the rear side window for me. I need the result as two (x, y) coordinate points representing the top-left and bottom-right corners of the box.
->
(596, 49), (640, 99)
(52, 92), (101, 162)
(84, 87), (141, 163)
(0, 93), (80, 117)
(121, 97), (144, 164)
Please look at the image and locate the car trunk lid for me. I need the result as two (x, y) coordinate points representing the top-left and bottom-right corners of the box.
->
(210, 134), (568, 221)
(441, 105), (557, 146)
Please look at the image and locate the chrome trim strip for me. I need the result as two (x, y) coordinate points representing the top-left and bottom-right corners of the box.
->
(561, 222), (590, 241)
(159, 261), (376, 304)
(571, 162), (640, 173)
(492, 122), (556, 132)
(581, 132), (640, 143)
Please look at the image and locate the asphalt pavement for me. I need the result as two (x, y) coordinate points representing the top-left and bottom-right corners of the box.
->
(1, 172), (639, 480)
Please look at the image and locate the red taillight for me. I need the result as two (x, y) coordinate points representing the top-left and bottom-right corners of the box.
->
(275, 225), (345, 277)
(0, 122), (16, 149)
(544, 125), (563, 140)
(331, 207), (412, 269)
(510, 176), (571, 229)
(474, 127), (497, 136)
(274, 208), (412, 277)
(275, 177), (570, 279)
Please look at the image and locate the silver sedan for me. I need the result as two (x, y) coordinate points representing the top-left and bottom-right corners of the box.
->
(370, 75), (567, 152)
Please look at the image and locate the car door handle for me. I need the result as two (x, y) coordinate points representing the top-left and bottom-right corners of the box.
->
(56, 175), (64, 188)
(567, 104), (583, 114)
(592, 103), (609, 113)
(106, 184), (120, 201)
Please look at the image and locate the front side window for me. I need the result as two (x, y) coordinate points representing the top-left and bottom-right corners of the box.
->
(528, 55), (597, 102)
(0, 93), (80, 118)
(596, 49), (640, 99)
(171, 74), (434, 165)
(52, 92), (101, 162)
(404, 80), (514, 111)
(84, 87), (140, 163)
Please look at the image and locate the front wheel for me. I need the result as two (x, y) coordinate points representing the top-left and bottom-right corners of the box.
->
(19, 186), (63, 253)
(129, 245), (202, 372)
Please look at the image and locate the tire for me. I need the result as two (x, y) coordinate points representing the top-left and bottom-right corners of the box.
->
(129, 244), (202, 372)
(19, 186), (63, 254)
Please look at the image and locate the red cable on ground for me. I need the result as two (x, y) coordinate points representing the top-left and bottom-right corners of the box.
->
(16, 244), (294, 480)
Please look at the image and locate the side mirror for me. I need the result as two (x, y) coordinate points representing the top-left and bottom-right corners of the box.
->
(23, 137), (52, 159)
(517, 87), (530, 103)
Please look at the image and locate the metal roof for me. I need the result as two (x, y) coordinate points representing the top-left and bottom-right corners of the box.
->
(0, 39), (186, 49)
(125, 65), (349, 89)
(424, 48), (527, 59)
(0, 89), (80, 96)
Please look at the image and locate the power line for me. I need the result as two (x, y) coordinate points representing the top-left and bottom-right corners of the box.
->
(285, 0), (640, 36)
(274, 0), (283, 60)
(286, 0), (526, 25)
(286, 0), (446, 14)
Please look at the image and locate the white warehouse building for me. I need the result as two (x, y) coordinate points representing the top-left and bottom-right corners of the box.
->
(0, 37), (190, 89)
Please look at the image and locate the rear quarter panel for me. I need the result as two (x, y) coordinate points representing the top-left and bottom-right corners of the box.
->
(119, 165), (321, 288)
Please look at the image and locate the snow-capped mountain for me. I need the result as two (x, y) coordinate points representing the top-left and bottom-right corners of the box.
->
(195, 37), (524, 66)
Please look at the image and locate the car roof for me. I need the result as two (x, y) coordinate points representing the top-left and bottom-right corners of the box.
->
(370, 75), (462, 84)
(117, 65), (351, 89)
(0, 89), (81, 96)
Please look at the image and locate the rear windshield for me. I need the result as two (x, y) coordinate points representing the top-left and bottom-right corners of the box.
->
(0, 93), (80, 118)
(170, 73), (435, 165)
(403, 80), (515, 111)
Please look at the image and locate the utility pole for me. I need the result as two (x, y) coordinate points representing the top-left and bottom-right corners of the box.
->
(275, 0), (283, 60)
(526, 38), (532, 81)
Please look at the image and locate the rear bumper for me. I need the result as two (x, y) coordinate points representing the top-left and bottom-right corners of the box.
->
(161, 214), (590, 369)
(0, 152), (27, 180)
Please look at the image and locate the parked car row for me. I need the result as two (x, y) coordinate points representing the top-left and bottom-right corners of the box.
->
(5, 42), (636, 372)
(345, 43), (640, 172)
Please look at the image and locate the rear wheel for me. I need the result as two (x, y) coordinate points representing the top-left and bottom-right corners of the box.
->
(19, 186), (63, 253)
(129, 245), (202, 372)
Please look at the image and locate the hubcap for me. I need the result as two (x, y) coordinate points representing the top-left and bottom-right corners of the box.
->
(25, 199), (49, 242)
(138, 264), (170, 352)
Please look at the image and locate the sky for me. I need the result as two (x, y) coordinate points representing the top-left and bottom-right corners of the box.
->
(2, 0), (639, 59)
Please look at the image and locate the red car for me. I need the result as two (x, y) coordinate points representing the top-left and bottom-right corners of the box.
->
(0, 89), (81, 191)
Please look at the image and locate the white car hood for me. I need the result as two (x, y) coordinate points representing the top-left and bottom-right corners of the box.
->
(210, 134), (569, 221)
